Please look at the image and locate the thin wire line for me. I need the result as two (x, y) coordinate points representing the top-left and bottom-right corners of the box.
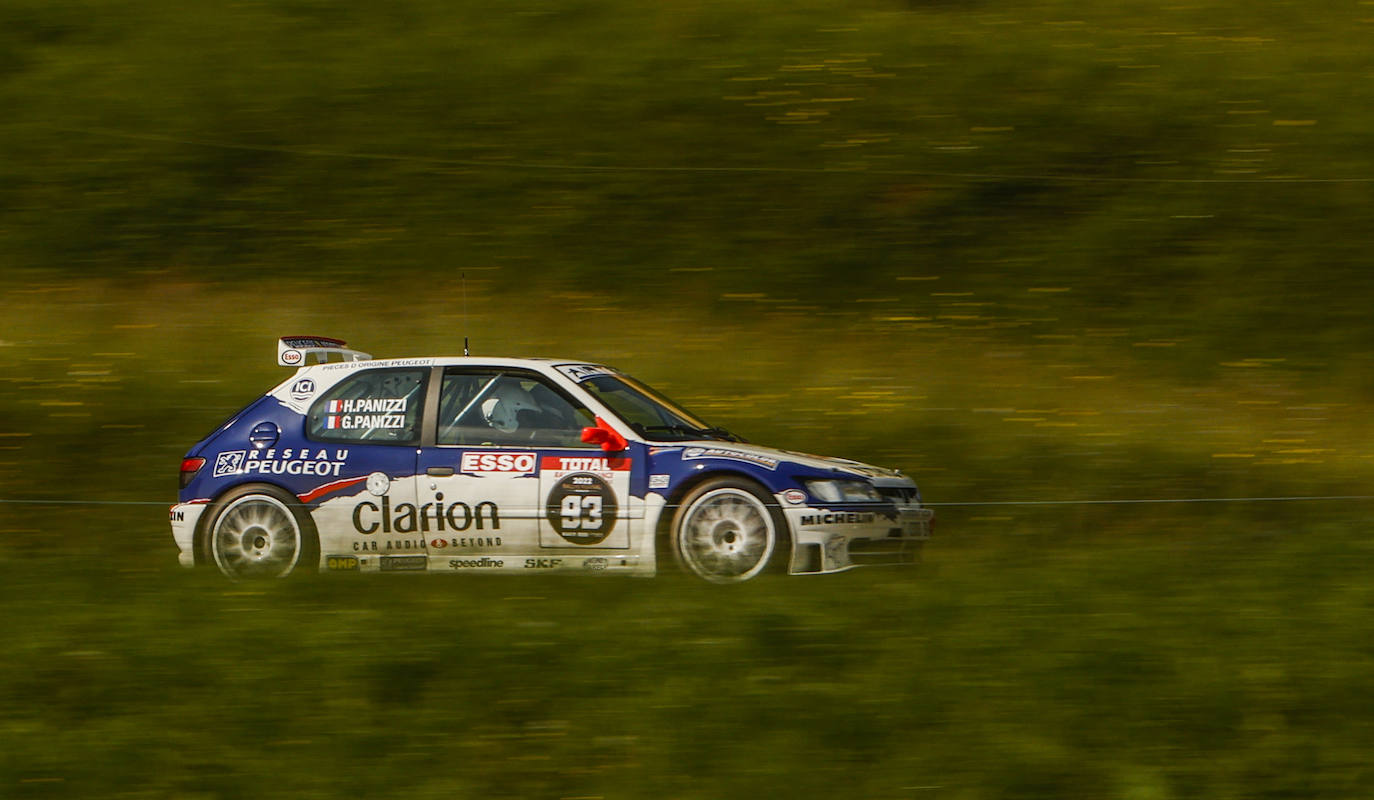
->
(3, 495), (1374, 509)
(38, 124), (1374, 185)
(926, 495), (1374, 507)
(0, 498), (171, 506)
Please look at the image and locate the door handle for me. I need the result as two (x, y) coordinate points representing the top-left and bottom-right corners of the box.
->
(426, 467), (455, 477)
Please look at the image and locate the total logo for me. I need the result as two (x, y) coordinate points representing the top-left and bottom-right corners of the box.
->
(460, 451), (537, 474)
(541, 456), (630, 472)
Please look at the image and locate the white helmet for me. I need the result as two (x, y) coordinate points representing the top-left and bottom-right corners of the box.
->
(480, 381), (537, 433)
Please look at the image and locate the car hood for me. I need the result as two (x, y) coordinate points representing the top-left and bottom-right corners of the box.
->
(664, 441), (913, 486)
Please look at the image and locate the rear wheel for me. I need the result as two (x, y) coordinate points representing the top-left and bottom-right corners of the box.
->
(670, 478), (790, 583)
(204, 485), (319, 579)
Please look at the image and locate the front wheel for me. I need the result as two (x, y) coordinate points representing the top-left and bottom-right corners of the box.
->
(670, 478), (790, 583)
(203, 485), (319, 579)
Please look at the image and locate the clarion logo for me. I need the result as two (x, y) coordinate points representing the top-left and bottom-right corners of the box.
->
(460, 451), (537, 473)
(352, 494), (500, 534)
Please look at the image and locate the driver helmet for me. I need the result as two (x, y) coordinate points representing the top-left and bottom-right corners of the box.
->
(480, 381), (537, 433)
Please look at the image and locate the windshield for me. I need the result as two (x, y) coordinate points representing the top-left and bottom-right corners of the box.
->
(579, 374), (740, 443)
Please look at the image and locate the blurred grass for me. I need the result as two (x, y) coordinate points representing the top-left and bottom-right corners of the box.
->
(4, 0), (1374, 797)
(2, 508), (1373, 798)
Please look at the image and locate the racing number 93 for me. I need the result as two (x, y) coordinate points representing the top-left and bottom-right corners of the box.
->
(546, 473), (618, 545)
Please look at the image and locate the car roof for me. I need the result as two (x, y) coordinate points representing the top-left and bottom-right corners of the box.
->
(274, 338), (617, 377)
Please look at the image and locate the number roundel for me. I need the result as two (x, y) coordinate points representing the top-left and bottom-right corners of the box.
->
(545, 472), (618, 544)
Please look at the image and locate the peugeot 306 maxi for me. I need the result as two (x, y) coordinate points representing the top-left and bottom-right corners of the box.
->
(171, 337), (934, 583)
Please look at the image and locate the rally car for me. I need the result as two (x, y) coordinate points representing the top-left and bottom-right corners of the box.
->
(170, 336), (934, 583)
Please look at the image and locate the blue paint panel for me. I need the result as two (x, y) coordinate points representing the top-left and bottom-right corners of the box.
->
(180, 398), (416, 505)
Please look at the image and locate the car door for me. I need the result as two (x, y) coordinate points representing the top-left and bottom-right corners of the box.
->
(417, 367), (614, 571)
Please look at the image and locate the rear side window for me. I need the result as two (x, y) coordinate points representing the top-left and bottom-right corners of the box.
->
(307, 368), (427, 444)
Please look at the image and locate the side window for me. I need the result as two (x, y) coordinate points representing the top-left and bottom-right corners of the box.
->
(307, 368), (427, 444)
(437, 369), (595, 447)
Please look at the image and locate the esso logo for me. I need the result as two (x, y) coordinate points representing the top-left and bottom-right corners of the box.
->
(460, 452), (537, 473)
(282, 349), (303, 365)
(429, 539), (449, 549)
(782, 489), (807, 505)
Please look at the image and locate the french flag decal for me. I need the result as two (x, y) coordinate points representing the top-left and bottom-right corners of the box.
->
(328, 399), (344, 413)
(325, 416), (340, 429)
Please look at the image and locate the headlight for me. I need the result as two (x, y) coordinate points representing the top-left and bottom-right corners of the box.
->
(803, 479), (882, 503)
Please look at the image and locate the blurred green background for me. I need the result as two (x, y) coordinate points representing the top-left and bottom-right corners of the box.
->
(2, 1), (1373, 797)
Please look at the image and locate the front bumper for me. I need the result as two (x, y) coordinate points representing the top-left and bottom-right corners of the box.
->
(782, 501), (934, 574)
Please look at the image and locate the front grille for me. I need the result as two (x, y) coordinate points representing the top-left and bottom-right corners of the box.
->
(901, 507), (935, 539)
(847, 536), (922, 566)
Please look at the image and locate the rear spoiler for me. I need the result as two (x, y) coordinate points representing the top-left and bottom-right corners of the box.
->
(277, 336), (372, 367)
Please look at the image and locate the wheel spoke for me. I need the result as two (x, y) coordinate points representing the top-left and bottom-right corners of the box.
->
(211, 495), (304, 579)
(677, 487), (778, 583)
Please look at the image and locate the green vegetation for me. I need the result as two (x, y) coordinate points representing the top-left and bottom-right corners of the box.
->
(2, 1), (1373, 797)
(5, 1), (1374, 368)
(4, 508), (1373, 798)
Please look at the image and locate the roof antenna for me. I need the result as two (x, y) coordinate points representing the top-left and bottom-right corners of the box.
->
(462, 271), (470, 357)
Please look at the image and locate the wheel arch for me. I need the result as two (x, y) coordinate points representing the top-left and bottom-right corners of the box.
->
(655, 467), (775, 538)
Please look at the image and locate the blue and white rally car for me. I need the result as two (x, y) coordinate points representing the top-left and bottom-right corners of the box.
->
(171, 337), (934, 583)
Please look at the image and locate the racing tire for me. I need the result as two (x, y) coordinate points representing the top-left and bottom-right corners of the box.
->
(670, 477), (791, 584)
(202, 484), (319, 579)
